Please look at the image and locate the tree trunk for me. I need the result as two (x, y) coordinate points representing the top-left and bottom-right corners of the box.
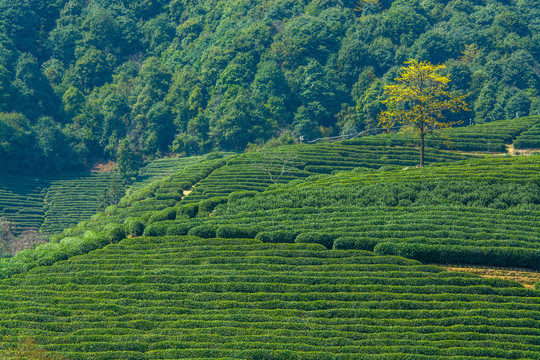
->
(420, 132), (425, 167)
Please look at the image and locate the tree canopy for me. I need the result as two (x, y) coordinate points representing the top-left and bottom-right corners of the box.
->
(0, 0), (538, 174)
(378, 59), (469, 167)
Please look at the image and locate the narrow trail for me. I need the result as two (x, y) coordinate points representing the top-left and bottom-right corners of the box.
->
(182, 188), (193, 198)
(506, 144), (517, 156)
(181, 183), (197, 200)
(505, 143), (540, 156)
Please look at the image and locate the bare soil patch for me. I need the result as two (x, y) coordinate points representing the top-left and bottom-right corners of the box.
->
(92, 161), (117, 173)
(442, 264), (540, 288)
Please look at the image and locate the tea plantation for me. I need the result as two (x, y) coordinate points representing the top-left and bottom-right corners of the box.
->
(130, 156), (206, 191)
(2, 121), (540, 358)
(514, 123), (540, 149)
(2, 235), (540, 360)
(0, 156), (210, 237)
(40, 172), (125, 235)
(0, 176), (46, 235)
(161, 156), (540, 269)
(348, 116), (540, 152)
(181, 144), (473, 203)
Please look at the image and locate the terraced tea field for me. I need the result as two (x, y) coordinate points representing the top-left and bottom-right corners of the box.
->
(0, 156), (210, 237)
(131, 156), (205, 191)
(0, 176), (46, 234)
(2, 236), (540, 360)
(514, 123), (540, 149)
(182, 144), (473, 203)
(40, 171), (125, 235)
(171, 205), (540, 269)
(348, 116), (540, 152)
(137, 156), (540, 269)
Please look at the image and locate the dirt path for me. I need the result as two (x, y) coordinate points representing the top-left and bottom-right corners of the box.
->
(506, 144), (517, 155)
(182, 188), (193, 198)
(92, 161), (116, 172)
(442, 265), (540, 289)
(506, 144), (540, 156)
(181, 182), (198, 200)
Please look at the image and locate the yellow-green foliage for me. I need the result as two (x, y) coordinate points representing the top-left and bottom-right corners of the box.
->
(0, 330), (65, 360)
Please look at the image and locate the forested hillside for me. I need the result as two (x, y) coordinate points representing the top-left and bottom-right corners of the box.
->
(0, 0), (539, 173)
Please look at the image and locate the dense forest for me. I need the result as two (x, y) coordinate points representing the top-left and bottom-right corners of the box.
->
(0, 0), (539, 174)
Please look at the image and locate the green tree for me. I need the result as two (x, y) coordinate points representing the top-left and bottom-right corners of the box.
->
(0, 64), (11, 111)
(505, 90), (531, 119)
(378, 59), (469, 167)
(62, 86), (85, 119)
(73, 48), (109, 92)
(116, 139), (142, 181)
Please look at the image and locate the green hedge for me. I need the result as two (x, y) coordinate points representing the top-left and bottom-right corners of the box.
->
(188, 225), (217, 238)
(333, 237), (379, 251)
(176, 203), (199, 218)
(216, 226), (259, 239)
(165, 223), (192, 236)
(198, 196), (229, 214)
(374, 242), (540, 269)
(147, 208), (177, 224)
(123, 217), (145, 237)
(255, 230), (300, 243)
(295, 232), (337, 249)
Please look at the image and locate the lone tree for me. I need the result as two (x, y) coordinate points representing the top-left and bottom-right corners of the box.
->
(378, 59), (469, 167)
(250, 149), (304, 184)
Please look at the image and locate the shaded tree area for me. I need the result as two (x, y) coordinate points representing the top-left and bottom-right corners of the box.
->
(0, 0), (539, 174)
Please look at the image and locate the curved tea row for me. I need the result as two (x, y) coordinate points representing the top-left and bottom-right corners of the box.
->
(346, 116), (540, 152)
(1, 236), (539, 359)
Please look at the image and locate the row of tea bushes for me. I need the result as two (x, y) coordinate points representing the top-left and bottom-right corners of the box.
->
(345, 116), (540, 153)
(222, 180), (540, 213)
(0, 176), (46, 234)
(182, 144), (473, 203)
(40, 172), (125, 235)
(166, 205), (540, 269)
(306, 156), (540, 188)
(514, 123), (540, 149)
(1, 236), (539, 359)
(130, 156), (205, 191)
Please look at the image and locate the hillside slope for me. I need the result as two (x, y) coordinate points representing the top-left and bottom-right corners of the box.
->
(2, 236), (540, 359)
(0, 155), (207, 237)
(1, 137), (540, 358)
(172, 156), (540, 269)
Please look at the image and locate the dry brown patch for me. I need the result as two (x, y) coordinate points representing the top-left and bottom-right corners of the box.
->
(442, 264), (540, 289)
(506, 144), (517, 155)
(92, 161), (117, 172)
(183, 188), (193, 197)
(505, 143), (540, 156)
(513, 148), (540, 156)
